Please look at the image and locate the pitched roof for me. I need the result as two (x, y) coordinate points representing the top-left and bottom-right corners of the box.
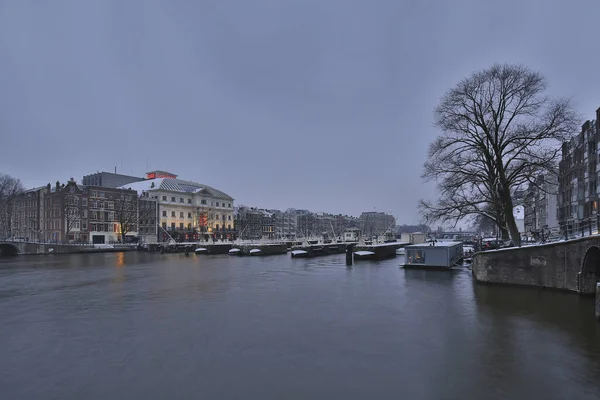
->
(119, 178), (233, 201)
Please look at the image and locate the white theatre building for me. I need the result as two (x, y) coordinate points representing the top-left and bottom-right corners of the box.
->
(120, 171), (235, 241)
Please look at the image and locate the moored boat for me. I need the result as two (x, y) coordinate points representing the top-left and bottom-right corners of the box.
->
(402, 241), (463, 269)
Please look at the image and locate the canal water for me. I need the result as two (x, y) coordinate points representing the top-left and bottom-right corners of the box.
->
(1, 252), (599, 400)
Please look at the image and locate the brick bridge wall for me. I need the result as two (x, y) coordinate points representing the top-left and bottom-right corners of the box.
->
(472, 236), (600, 294)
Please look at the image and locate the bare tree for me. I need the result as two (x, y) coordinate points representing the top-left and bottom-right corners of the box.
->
(420, 64), (578, 245)
(114, 192), (153, 243)
(63, 193), (81, 243)
(0, 173), (24, 239)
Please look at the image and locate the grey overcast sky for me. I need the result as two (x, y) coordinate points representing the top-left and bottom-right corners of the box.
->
(1, 0), (600, 223)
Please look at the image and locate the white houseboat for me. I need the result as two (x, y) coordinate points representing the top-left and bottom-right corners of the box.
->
(403, 241), (463, 268)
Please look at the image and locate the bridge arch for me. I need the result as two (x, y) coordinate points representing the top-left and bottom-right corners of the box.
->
(0, 243), (20, 256)
(579, 246), (600, 294)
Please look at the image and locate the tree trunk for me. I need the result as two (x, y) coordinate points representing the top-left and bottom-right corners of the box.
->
(502, 191), (521, 245)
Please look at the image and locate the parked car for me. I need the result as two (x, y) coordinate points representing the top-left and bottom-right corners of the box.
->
(482, 239), (506, 250)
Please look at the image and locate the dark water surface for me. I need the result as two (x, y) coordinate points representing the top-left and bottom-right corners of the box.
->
(1, 252), (599, 400)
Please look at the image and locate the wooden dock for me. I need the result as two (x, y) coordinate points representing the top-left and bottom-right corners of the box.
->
(229, 243), (288, 256)
(290, 243), (346, 258)
(353, 242), (406, 261)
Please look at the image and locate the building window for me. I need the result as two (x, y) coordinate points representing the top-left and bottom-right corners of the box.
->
(162, 196), (167, 201)
(228, 203), (231, 208)
(215, 224), (219, 230)
(187, 199), (192, 204)
(107, 201), (114, 209)
(171, 223), (176, 230)
(187, 223), (192, 230)
(211, 201), (214, 206)
(216, 202), (220, 207)
(228, 215), (231, 220)
(180, 198), (184, 203)
(188, 212), (192, 218)
(171, 197), (176, 202)
(82, 198), (87, 206)
(162, 222), (167, 229)
(201, 199), (207, 205)
(162, 210), (167, 217)
(228, 224), (231, 230)
(216, 215), (219, 220)
(179, 223), (184, 230)
(171, 211), (175, 217)
(82, 221), (87, 230)
(180, 212), (184, 218)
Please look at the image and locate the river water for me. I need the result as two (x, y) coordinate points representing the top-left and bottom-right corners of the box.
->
(1, 252), (599, 400)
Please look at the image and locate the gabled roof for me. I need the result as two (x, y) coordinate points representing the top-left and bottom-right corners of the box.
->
(119, 178), (233, 201)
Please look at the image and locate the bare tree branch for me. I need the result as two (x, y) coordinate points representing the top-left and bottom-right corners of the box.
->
(0, 173), (25, 239)
(421, 64), (579, 244)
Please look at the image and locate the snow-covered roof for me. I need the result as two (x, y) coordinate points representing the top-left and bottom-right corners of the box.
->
(407, 241), (462, 248)
(119, 178), (233, 200)
(119, 178), (165, 194)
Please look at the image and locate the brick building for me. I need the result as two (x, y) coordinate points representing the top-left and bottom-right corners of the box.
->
(558, 107), (600, 236)
(359, 212), (396, 238)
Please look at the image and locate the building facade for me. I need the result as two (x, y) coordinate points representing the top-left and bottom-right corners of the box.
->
(358, 212), (396, 237)
(558, 108), (600, 236)
(10, 178), (159, 244)
(120, 171), (235, 242)
(235, 206), (264, 240)
(296, 213), (317, 238)
(11, 186), (46, 241)
(523, 174), (559, 239)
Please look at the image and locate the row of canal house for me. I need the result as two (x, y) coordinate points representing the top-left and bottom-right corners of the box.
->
(558, 107), (600, 236)
(10, 170), (236, 244)
(10, 179), (157, 244)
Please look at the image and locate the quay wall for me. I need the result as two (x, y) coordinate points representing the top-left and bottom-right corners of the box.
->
(472, 236), (600, 294)
(0, 242), (137, 256)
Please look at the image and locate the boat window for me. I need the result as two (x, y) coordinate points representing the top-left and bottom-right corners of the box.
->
(407, 249), (425, 264)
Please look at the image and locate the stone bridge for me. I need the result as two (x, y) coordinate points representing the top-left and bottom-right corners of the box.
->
(473, 236), (600, 295)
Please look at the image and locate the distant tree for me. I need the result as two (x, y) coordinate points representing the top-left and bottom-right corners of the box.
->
(420, 64), (578, 245)
(63, 193), (81, 243)
(396, 224), (430, 234)
(114, 192), (153, 243)
(0, 173), (25, 239)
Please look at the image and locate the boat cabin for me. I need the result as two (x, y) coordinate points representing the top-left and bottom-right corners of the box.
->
(403, 241), (463, 268)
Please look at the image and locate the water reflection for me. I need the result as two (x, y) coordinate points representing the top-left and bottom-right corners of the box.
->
(115, 252), (125, 268)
